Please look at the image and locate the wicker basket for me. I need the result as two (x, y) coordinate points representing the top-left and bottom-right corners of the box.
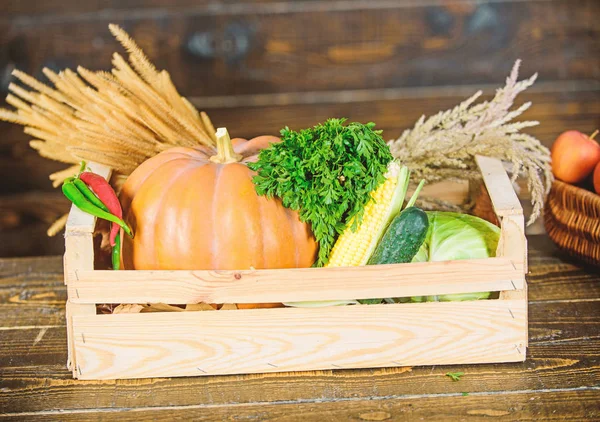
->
(544, 180), (600, 267)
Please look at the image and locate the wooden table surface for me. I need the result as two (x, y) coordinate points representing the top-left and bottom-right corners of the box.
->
(1, 234), (599, 421)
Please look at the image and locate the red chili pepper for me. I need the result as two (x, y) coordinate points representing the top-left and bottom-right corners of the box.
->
(79, 171), (124, 247)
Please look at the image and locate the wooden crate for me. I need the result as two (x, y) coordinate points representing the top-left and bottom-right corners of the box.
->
(63, 155), (528, 380)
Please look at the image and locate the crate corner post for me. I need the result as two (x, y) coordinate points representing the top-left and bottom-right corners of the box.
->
(475, 155), (529, 356)
(63, 162), (111, 379)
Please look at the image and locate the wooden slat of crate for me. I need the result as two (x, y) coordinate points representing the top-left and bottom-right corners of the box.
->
(66, 257), (524, 304)
(475, 155), (527, 273)
(474, 156), (522, 217)
(72, 298), (527, 380)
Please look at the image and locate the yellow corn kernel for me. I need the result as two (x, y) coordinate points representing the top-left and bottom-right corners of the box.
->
(325, 161), (407, 267)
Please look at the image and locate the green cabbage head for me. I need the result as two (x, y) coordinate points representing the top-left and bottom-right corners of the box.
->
(406, 211), (501, 302)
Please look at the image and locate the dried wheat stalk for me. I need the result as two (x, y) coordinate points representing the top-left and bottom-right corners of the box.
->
(0, 24), (215, 180)
(388, 60), (552, 225)
(0, 24), (218, 235)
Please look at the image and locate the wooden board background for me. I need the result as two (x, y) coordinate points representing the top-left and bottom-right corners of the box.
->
(1, 0), (599, 256)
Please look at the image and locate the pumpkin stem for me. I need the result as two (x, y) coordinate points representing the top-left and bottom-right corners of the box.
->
(210, 127), (243, 164)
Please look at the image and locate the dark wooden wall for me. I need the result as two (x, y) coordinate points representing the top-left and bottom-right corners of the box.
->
(1, 0), (599, 257)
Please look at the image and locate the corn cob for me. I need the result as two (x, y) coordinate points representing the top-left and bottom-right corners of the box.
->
(325, 160), (410, 267)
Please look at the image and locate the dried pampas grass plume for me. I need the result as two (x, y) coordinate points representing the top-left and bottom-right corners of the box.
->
(388, 60), (552, 225)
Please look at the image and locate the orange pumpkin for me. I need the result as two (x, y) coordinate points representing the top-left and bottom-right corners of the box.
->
(119, 128), (318, 271)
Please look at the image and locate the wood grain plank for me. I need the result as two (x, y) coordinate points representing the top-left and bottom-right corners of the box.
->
(4, 0), (577, 20)
(0, 221), (67, 258)
(0, 0), (320, 18)
(0, 255), (64, 281)
(1, 383), (598, 421)
(3, 0), (444, 19)
(0, 192), (69, 257)
(1, 234), (597, 328)
(476, 156), (523, 217)
(529, 300), (600, 345)
(0, 303), (65, 328)
(0, 120), (68, 193)
(196, 86), (600, 144)
(68, 257), (524, 304)
(0, 299), (595, 370)
(526, 237), (600, 301)
(1, 1), (598, 97)
(71, 299), (526, 379)
(0, 257), (66, 326)
(0, 192), (69, 226)
(1, 330), (598, 414)
(476, 155), (529, 285)
(0, 326), (67, 368)
(0, 269), (590, 332)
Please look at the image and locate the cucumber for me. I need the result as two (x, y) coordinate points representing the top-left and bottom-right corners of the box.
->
(367, 207), (429, 265)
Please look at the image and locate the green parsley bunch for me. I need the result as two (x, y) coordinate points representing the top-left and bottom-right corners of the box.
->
(248, 118), (393, 266)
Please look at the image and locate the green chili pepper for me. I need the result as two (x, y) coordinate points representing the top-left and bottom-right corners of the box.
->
(112, 231), (121, 270)
(71, 178), (110, 213)
(62, 180), (133, 237)
(72, 161), (109, 213)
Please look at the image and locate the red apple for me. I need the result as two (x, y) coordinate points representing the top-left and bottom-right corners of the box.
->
(594, 161), (600, 195)
(551, 130), (600, 184)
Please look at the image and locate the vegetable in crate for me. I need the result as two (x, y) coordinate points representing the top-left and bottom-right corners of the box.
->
(61, 165), (132, 270)
(249, 118), (394, 267)
(363, 177), (427, 267)
(326, 178), (427, 305)
(324, 161), (413, 267)
(119, 128), (317, 271)
(408, 212), (501, 302)
(284, 161), (417, 308)
(367, 206), (429, 266)
(79, 171), (125, 247)
(63, 178), (131, 238)
(352, 203), (429, 306)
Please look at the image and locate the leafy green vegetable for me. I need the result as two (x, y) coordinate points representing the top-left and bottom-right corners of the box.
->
(248, 118), (393, 266)
(410, 211), (501, 302)
(446, 372), (464, 382)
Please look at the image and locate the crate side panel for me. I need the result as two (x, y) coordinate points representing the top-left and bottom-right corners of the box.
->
(498, 214), (528, 273)
(64, 232), (97, 378)
(67, 257), (524, 304)
(475, 156), (523, 217)
(73, 299), (527, 380)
